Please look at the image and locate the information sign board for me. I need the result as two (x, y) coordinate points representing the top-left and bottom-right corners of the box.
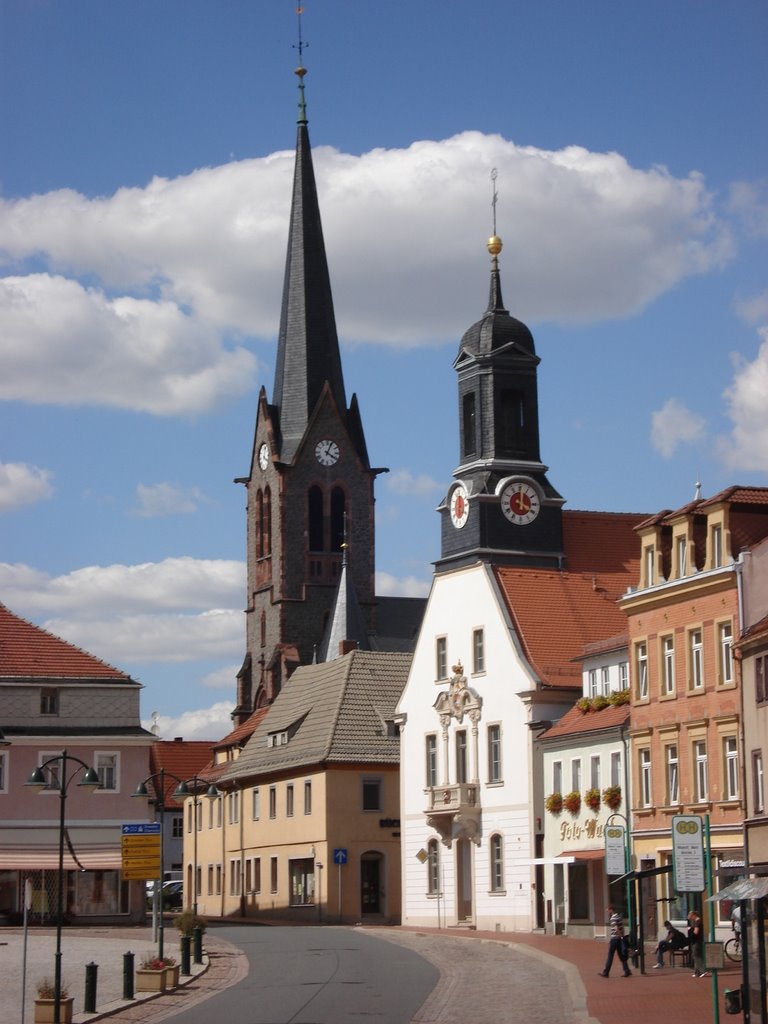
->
(672, 815), (705, 893)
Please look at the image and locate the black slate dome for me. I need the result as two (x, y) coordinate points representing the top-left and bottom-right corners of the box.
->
(458, 258), (536, 358)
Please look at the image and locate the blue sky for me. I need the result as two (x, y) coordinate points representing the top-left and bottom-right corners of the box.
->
(1, 1), (766, 739)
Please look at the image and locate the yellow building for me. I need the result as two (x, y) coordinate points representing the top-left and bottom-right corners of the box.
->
(189, 650), (409, 923)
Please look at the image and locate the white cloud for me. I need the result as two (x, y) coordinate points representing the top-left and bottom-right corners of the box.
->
(718, 327), (768, 473)
(375, 570), (430, 598)
(728, 180), (768, 239)
(143, 702), (235, 742)
(0, 461), (53, 511)
(0, 275), (258, 415)
(0, 133), (734, 414)
(131, 482), (209, 518)
(650, 398), (707, 458)
(735, 289), (768, 326)
(385, 468), (443, 497)
(200, 664), (241, 690)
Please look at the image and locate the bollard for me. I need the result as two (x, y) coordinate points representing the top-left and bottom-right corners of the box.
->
(180, 935), (191, 976)
(193, 925), (203, 964)
(84, 961), (98, 1013)
(123, 951), (135, 1000)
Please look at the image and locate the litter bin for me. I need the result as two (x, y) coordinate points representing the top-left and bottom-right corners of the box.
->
(724, 988), (742, 1015)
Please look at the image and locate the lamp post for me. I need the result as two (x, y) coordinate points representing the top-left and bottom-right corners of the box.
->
(26, 750), (100, 1024)
(132, 771), (217, 953)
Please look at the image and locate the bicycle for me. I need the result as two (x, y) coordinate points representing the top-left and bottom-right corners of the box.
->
(724, 933), (742, 962)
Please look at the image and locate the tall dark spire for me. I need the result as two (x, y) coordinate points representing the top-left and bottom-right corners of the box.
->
(271, 36), (347, 462)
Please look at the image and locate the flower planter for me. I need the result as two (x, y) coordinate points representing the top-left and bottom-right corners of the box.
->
(135, 968), (167, 993)
(34, 996), (74, 1024)
(164, 964), (180, 989)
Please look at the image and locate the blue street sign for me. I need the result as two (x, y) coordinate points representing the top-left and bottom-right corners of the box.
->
(333, 848), (348, 865)
(122, 823), (161, 835)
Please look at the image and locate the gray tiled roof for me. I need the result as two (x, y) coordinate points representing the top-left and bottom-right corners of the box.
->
(219, 650), (411, 783)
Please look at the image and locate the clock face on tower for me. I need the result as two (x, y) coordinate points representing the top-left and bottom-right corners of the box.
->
(500, 482), (541, 525)
(258, 443), (269, 471)
(449, 484), (469, 529)
(315, 439), (340, 466)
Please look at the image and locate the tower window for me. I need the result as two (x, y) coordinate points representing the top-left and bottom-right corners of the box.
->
(330, 487), (346, 552)
(462, 392), (477, 458)
(498, 388), (524, 453)
(308, 486), (324, 551)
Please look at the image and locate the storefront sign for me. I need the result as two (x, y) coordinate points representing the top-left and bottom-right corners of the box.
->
(559, 818), (605, 842)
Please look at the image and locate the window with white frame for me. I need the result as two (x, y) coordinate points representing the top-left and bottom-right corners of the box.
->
(427, 839), (440, 895)
(488, 724), (502, 783)
(588, 669), (599, 697)
(619, 662), (629, 690)
(253, 857), (262, 893)
(662, 636), (675, 696)
(286, 783), (294, 817)
(269, 786), (276, 819)
(724, 736), (739, 800)
(207, 865), (214, 895)
(455, 731), (468, 784)
(304, 780), (312, 815)
(270, 857), (278, 894)
(229, 858), (241, 896)
(690, 630), (704, 690)
(636, 643), (648, 699)
(490, 834), (504, 892)
(40, 688), (59, 716)
(473, 628), (485, 674)
(553, 760), (562, 793)
(228, 790), (239, 824)
(425, 734), (438, 787)
(95, 752), (118, 791)
(753, 751), (765, 814)
(436, 637), (447, 680)
(571, 758), (581, 793)
(665, 744), (679, 804)
(187, 802), (194, 832)
(719, 623), (733, 684)
(215, 864), (222, 894)
(639, 748), (652, 807)
(252, 787), (260, 820)
(610, 751), (622, 788)
(601, 667), (611, 695)
(711, 525), (723, 568)
(644, 546), (655, 587)
(758, 655), (767, 705)
(173, 815), (184, 839)
(196, 801), (202, 831)
(39, 751), (62, 790)
(694, 740), (708, 802)
(677, 536), (688, 576)
(590, 755), (601, 791)
(215, 796), (222, 828)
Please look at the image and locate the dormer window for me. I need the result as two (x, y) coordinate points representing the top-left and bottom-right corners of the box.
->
(644, 546), (655, 587)
(40, 688), (59, 716)
(677, 536), (687, 577)
(267, 731), (288, 748)
(711, 525), (723, 568)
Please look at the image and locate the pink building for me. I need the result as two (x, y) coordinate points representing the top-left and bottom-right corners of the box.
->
(0, 603), (154, 924)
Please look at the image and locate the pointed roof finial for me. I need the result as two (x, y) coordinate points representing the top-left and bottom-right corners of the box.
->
(294, 5), (309, 124)
(488, 167), (503, 267)
(694, 477), (702, 501)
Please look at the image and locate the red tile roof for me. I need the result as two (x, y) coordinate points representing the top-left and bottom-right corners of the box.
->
(148, 739), (217, 807)
(540, 702), (630, 740)
(213, 705), (270, 751)
(0, 602), (132, 681)
(494, 511), (644, 689)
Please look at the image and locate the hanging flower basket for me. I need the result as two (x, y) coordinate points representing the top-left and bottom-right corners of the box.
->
(563, 791), (581, 816)
(545, 792), (563, 815)
(584, 787), (601, 813)
(603, 785), (622, 810)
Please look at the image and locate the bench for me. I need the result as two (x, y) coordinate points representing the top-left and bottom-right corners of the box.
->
(670, 948), (691, 968)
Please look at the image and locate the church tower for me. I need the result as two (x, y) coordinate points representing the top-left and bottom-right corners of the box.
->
(234, 53), (383, 719)
(436, 203), (566, 573)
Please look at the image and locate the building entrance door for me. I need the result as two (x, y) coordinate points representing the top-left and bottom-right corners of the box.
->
(361, 853), (382, 915)
(456, 837), (473, 922)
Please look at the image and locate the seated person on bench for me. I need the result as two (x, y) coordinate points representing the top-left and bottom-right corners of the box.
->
(654, 920), (688, 967)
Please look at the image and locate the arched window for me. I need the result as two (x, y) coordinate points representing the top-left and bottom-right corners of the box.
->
(427, 838), (440, 895)
(308, 486), (324, 551)
(330, 487), (346, 552)
(255, 489), (264, 558)
(263, 486), (271, 555)
(490, 833), (504, 892)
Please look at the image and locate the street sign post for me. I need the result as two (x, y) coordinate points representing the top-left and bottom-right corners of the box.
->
(121, 823), (161, 881)
(672, 815), (705, 893)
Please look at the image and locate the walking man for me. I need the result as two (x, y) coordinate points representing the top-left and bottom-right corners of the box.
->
(599, 905), (632, 978)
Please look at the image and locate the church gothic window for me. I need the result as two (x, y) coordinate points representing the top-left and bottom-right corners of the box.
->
(308, 486), (324, 551)
(330, 486), (346, 552)
(462, 392), (476, 458)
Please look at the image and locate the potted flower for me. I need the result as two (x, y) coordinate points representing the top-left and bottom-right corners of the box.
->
(34, 979), (74, 1024)
(136, 955), (168, 993)
(544, 792), (563, 815)
(584, 787), (601, 813)
(173, 910), (208, 937)
(162, 956), (180, 989)
(603, 784), (622, 811)
(563, 790), (581, 816)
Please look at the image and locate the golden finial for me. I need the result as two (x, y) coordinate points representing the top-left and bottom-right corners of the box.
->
(487, 168), (503, 261)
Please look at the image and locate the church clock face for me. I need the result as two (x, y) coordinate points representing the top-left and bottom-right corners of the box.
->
(500, 482), (540, 525)
(449, 485), (469, 529)
(315, 439), (340, 466)
(258, 443), (269, 471)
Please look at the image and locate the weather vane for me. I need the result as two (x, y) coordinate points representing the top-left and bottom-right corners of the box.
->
(491, 168), (498, 236)
(293, 5), (309, 122)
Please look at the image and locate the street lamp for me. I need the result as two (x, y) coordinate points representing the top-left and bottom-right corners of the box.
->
(26, 750), (100, 1024)
(132, 771), (218, 953)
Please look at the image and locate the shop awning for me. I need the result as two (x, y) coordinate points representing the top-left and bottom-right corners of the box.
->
(558, 849), (604, 861)
(0, 848), (122, 870)
(708, 877), (768, 901)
